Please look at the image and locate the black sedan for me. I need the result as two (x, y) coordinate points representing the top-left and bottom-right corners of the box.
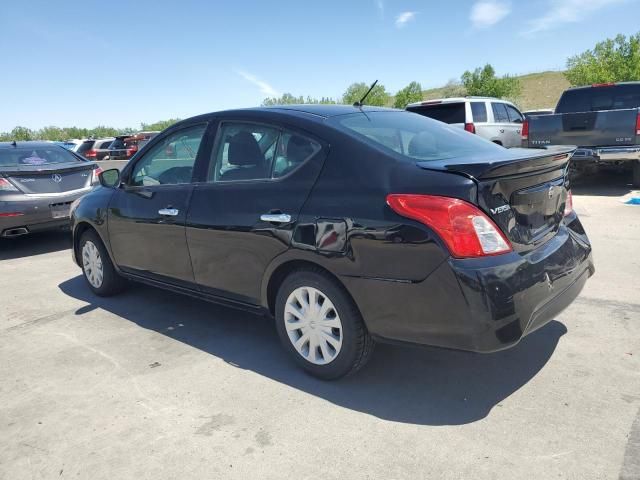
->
(0, 142), (101, 237)
(70, 105), (594, 379)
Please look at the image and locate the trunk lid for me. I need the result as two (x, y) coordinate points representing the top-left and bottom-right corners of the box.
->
(2, 162), (94, 195)
(528, 109), (638, 147)
(417, 147), (574, 251)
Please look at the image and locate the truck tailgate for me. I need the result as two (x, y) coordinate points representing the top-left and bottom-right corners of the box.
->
(528, 108), (638, 147)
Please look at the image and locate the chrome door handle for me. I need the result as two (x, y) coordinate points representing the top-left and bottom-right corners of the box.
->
(260, 213), (292, 223)
(516, 130), (521, 134)
(499, 129), (505, 133)
(158, 208), (179, 216)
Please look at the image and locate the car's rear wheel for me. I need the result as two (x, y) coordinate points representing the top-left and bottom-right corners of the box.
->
(79, 230), (125, 296)
(275, 269), (374, 379)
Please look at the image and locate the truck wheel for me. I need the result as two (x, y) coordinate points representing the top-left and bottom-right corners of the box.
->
(633, 161), (640, 188)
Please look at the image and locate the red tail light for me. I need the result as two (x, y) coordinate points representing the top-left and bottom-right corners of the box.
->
(521, 119), (529, 140)
(0, 212), (24, 217)
(386, 194), (512, 258)
(85, 149), (97, 158)
(0, 177), (19, 192)
(564, 190), (573, 216)
(126, 145), (138, 157)
(464, 123), (476, 134)
(636, 112), (640, 136)
(91, 167), (103, 185)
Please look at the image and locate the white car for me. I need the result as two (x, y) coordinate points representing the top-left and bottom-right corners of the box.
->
(406, 97), (525, 148)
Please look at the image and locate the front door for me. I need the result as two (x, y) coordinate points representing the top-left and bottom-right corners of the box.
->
(186, 121), (326, 304)
(108, 123), (209, 287)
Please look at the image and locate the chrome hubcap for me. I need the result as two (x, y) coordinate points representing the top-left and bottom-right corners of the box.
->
(82, 241), (104, 289)
(284, 286), (343, 365)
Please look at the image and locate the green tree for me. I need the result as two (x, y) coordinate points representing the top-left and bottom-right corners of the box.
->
(261, 93), (337, 106)
(461, 64), (521, 99)
(565, 32), (640, 86)
(140, 118), (181, 132)
(10, 126), (33, 141)
(393, 81), (423, 108)
(342, 82), (390, 106)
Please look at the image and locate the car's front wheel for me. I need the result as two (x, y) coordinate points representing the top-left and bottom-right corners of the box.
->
(275, 269), (374, 379)
(79, 230), (125, 297)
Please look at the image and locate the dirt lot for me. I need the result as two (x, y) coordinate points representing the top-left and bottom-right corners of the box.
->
(1, 172), (639, 480)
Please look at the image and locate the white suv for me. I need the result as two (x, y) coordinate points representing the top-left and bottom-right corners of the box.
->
(406, 97), (525, 148)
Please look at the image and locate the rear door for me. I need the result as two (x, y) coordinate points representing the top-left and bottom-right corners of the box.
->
(107, 123), (209, 287)
(186, 120), (327, 305)
(489, 102), (518, 147)
(505, 104), (525, 147)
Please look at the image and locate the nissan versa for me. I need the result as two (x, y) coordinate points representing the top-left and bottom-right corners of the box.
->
(70, 105), (594, 379)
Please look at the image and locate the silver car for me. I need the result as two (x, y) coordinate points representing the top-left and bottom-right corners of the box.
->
(406, 97), (525, 148)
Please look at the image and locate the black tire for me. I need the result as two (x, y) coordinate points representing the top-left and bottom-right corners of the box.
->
(274, 268), (374, 380)
(79, 230), (126, 297)
(633, 160), (640, 188)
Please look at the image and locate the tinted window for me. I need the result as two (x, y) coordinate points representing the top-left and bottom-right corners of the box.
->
(0, 147), (83, 167)
(98, 140), (113, 149)
(491, 103), (509, 123)
(130, 124), (206, 186)
(110, 138), (125, 149)
(334, 111), (503, 162)
(470, 102), (487, 122)
(407, 102), (465, 124)
(505, 104), (523, 123)
(556, 84), (640, 113)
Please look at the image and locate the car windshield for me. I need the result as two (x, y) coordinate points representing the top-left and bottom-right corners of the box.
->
(0, 146), (82, 167)
(333, 111), (503, 162)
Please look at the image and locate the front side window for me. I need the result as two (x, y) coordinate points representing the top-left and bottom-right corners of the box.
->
(491, 103), (509, 123)
(209, 123), (319, 182)
(334, 111), (503, 162)
(505, 104), (524, 123)
(129, 124), (206, 186)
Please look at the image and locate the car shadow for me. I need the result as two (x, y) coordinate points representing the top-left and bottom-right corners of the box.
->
(571, 170), (636, 197)
(0, 230), (71, 260)
(59, 275), (567, 426)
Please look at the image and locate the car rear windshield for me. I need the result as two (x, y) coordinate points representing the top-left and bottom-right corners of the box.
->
(556, 84), (640, 113)
(406, 102), (466, 124)
(333, 111), (503, 162)
(0, 147), (83, 167)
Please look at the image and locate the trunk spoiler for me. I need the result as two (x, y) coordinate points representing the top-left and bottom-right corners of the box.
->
(416, 146), (576, 180)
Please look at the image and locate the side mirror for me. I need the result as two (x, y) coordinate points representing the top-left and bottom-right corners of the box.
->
(99, 168), (121, 188)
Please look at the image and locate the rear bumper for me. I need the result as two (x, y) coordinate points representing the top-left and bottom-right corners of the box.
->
(573, 146), (640, 162)
(0, 189), (91, 236)
(343, 217), (593, 353)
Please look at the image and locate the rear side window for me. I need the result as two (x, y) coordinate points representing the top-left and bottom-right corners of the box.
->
(98, 141), (113, 149)
(556, 84), (640, 113)
(111, 138), (125, 149)
(209, 123), (320, 182)
(470, 102), (487, 122)
(407, 102), (466, 124)
(334, 111), (503, 163)
(491, 103), (509, 123)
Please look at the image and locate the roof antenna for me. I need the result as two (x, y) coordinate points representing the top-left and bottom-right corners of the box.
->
(353, 80), (378, 108)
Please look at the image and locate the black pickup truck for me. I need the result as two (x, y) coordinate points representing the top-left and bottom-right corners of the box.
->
(522, 82), (640, 186)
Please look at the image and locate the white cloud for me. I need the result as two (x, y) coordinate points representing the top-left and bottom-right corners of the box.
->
(374, 0), (384, 18)
(234, 69), (279, 97)
(470, 1), (511, 28)
(395, 11), (417, 28)
(524, 0), (626, 35)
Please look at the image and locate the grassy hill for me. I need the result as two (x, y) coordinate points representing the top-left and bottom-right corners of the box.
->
(420, 70), (570, 111)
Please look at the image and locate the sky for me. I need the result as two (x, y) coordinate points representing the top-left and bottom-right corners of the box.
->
(1, 0), (639, 131)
